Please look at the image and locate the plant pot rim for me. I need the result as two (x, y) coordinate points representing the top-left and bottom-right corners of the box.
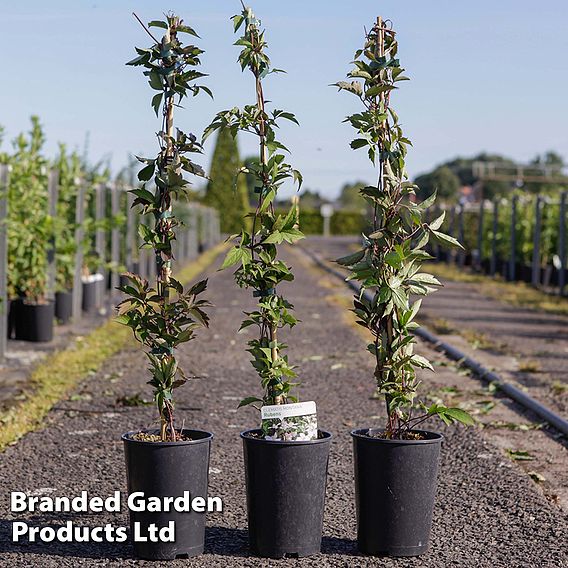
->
(22, 299), (54, 307)
(122, 428), (213, 447)
(241, 428), (332, 445)
(351, 428), (443, 445)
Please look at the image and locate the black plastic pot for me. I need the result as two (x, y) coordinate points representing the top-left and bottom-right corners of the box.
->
(496, 258), (506, 277)
(122, 429), (213, 560)
(520, 264), (532, 283)
(82, 281), (99, 313)
(15, 300), (55, 342)
(55, 291), (73, 324)
(7, 298), (20, 339)
(351, 428), (443, 557)
(241, 429), (332, 558)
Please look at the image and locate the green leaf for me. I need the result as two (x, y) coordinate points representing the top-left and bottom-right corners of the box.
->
(151, 93), (163, 117)
(428, 212), (445, 231)
(444, 407), (475, 426)
(430, 230), (464, 250)
(138, 224), (154, 243)
(114, 314), (131, 326)
(409, 298), (422, 321)
(220, 246), (244, 269)
(188, 279), (208, 296)
(263, 231), (283, 244)
(281, 228), (304, 243)
(232, 14), (245, 32)
(336, 249), (365, 266)
(129, 187), (155, 204)
(138, 163), (155, 182)
(148, 20), (167, 29)
(384, 251), (401, 267)
(238, 396), (263, 409)
(293, 169), (303, 189)
(411, 354), (433, 370)
(366, 84), (395, 98)
(410, 273), (441, 286)
(350, 138), (368, 149)
(391, 287), (407, 310)
(177, 25), (199, 37)
(148, 71), (163, 91)
(418, 190), (437, 210)
(126, 53), (150, 66)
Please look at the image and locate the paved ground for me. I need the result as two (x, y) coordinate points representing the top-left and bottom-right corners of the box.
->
(0, 242), (566, 567)
(423, 275), (568, 416)
(304, 237), (568, 417)
(305, 236), (568, 511)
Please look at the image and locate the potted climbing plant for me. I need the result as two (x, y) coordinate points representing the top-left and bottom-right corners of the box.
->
(8, 117), (55, 342)
(335, 17), (474, 557)
(53, 144), (81, 324)
(117, 13), (213, 560)
(204, 4), (331, 559)
(80, 169), (112, 314)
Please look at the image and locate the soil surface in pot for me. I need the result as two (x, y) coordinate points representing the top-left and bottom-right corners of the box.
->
(366, 430), (427, 440)
(128, 431), (194, 443)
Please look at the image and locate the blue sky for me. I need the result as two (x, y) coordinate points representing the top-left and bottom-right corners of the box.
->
(1, 1), (567, 198)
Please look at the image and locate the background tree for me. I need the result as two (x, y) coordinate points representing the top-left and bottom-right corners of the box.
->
(298, 189), (326, 209)
(414, 152), (528, 201)
(204, 127), (250, 233)
(415, 165), (460, 202)
(338, 181), (367, 210)
(243, 155), (260, 204)
(524, 151), (568, 194)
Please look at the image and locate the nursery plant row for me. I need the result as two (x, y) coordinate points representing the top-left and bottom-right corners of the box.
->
(0, 126), (219, 355)
(433, 192), (568, 291)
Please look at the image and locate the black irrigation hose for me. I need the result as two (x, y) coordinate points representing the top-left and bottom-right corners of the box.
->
(298, 244), (568, 438)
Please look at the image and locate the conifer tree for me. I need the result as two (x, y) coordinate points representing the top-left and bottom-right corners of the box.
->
(204, 127), (250, 233)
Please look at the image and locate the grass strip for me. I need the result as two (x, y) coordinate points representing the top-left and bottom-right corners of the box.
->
(0, 242), (227, 452)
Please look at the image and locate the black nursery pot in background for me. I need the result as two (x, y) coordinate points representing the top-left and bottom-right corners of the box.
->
(351, 428), (443, 557)
(520, 264), (533, 283)
(7, 298), (20, 339)
(82, 281), (99, 313)
(55, 291), (73, 324)
(122, 430), (213, 560)
(241, 429), (332, 559)
(15, 300), (55, 342)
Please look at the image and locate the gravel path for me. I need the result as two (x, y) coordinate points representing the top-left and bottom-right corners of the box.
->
(304, 237), (568, 417)
(0, 244), (566, 567)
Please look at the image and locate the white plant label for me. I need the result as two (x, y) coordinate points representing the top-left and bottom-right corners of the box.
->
(261, 401), (318, 441)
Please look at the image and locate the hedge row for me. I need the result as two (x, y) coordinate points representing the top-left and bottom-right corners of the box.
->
(275, 208), (368, 235)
